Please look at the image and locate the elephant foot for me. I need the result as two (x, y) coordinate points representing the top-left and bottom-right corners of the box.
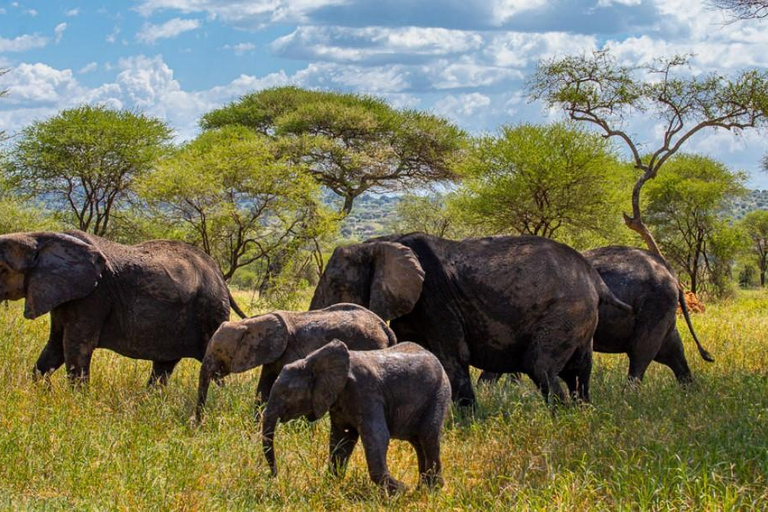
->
(377, 475), (406, 495)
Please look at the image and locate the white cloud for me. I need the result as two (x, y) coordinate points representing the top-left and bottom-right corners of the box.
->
(65, 8), (79, 16)
(433, 92), (491, 122)
(23, 9), (38, 16)
(491, 0), (548, 24)
(223, 42), (256, 55)
(272, 26), (484, 63)
(0, 34), (48, 53)
(597, 0), (642, 7)
(137, 18), (202, 45)
(135, 0), (348, 25)
(54, 23), (67, 44)
(106, 26), (121, 44)
(1, 63), (83, 104)
(78, 62), (98, 74)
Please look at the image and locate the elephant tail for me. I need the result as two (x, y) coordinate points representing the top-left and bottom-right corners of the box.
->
(228, 291), (247, 319)
(592, 271), (633, 314)
(678, 287), (714, 362)
(384, 323), (398, 347)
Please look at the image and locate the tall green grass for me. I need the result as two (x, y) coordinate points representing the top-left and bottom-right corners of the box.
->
(0, 291), (766, 510)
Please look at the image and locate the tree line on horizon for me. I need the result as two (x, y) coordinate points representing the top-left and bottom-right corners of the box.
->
(1, 47), (768, 303)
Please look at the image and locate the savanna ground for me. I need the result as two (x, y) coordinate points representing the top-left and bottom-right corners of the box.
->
(0, 290), (767, 511)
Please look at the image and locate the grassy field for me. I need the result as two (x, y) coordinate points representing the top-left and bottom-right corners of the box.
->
(0, 290), (767, 510)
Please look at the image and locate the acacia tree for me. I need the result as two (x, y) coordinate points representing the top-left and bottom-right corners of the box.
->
(645, 154), (746, 294)
(529, 50), (768, 256)
(742, 209), (768, 285)
(139, 126), (335, 282)
(9, 105), (172, 236)
(449, 122), (633, 245)
(202, 87), (465, 216)
(710, 0), (768, 19)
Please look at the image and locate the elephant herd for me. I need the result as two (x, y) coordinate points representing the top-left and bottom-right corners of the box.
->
(0, 230), (713, 492)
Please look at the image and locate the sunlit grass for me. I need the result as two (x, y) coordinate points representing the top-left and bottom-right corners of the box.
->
(0, 290), (766, 510)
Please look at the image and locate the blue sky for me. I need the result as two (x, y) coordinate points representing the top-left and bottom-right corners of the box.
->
(1, 0), (768, 186)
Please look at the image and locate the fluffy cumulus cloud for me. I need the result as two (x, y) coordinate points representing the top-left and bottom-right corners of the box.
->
(0, 55), (295, 140)
(0, 34), (48, 52)
(433, 92), (491, 121)
(136, 18), (202, 44)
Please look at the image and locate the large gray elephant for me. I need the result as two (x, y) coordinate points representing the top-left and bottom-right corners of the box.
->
(478, 246), (714, 385)
(195, 303), (396, 418)
(587, 246), (713, 381)
(0, 231), (245, 384)
(310, 233), (632, 407)
(262, 340), (451, 493)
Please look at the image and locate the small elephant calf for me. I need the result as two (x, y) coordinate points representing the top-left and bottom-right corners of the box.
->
(262, 340), (452, 493)
(196, 303), (395, 419)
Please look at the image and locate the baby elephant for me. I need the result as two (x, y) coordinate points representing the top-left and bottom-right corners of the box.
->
(262, 340), (451, 493)
(196, 303), (396, 419)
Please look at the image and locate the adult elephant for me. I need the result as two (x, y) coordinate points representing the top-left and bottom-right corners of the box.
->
(310, 233), (632, 407)
(0, 230), (246, 384)
(478, 246), (714, 386)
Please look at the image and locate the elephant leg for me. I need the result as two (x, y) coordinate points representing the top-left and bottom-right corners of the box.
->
(256, 365), (280, 406)
(148, 359), (180, 387)
(416, 432), (443, 488)
(63, 328), (98, 386)
(559, 346), (592, 403)
(35, 314), (65, 378)
(329, 421), (359, 477)
(447, 363), (475, 409)
(477, 371), (502, 384)
(528, 368), (567, 405)
(477, 371), (523, 386)
(654, 328), (693, 385)
(360, 411), (404, 493)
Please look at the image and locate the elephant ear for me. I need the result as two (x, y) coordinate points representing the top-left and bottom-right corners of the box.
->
(24, 234), (106, 320)
(307, 340), (350, 419)
(230, 314), (289, 373)
(368, 242), (424, 321)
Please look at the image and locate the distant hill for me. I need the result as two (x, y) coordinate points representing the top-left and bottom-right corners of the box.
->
(730, 189), (768, 220)
(323, 192), (401, 240)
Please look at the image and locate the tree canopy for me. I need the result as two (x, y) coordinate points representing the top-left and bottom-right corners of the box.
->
(7, 105), (172, 236)
(529, 50), (768, 255)
(139, 125), (335, 281)
(201, 86), (465, 215)
(449, 122), (633, 247)
(645, 154), (747, 294)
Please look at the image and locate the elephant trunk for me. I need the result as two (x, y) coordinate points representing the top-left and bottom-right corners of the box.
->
(195, 358), (222, 421)
(262, 404), (280, 477)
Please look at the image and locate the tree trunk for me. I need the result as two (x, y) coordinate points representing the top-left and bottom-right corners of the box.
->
(625, 169), (664, 257)
(340, 194), (356, 217)
(623, 213), (663, 256)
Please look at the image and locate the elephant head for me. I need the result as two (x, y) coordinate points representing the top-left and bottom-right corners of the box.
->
(310, 241), (425, 321)
(196, 313), (289, 418)
(261, 340), (350, 476)
(0, 232), (105, 319)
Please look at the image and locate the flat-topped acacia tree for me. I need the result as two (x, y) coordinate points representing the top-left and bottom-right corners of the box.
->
(529, 50), (768, 255)
(201, 87), (465, 216)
